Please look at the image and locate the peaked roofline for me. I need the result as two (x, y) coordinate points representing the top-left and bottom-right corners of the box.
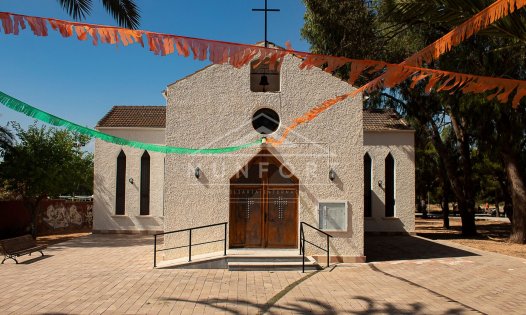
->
(164, 41), (290, 90)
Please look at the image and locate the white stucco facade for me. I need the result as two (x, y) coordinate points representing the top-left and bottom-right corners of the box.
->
(93, 53), (416, 262)
(364, 131), (416, 233)
(93, 128), (165, 234)
(162, 55), (368, 262)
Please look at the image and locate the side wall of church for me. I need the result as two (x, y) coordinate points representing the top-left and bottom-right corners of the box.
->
(364, 131), (415, 233)
(93, 128), (165, 234)
(163, 55), (365, 261)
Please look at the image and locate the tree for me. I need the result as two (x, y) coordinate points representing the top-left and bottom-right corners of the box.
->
(383, 0), (526, 242)
(0, 122), (93, 237)
(0, 125), (13, 153)
(301, 0), (526, 238)
(57, 0), (140, 29)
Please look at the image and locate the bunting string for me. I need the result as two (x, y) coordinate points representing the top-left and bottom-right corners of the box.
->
(0, 91), (263, 154)
(0, 6), (525, 94)
(1, 2), (526, 147)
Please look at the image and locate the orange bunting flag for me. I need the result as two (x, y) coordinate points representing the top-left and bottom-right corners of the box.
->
(404, 0), (526, 66)
(0, 12), (292, 70)
(268, 64), (526, 145)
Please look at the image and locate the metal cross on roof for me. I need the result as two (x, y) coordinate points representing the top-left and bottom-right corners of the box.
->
(252, 0), (280, 48)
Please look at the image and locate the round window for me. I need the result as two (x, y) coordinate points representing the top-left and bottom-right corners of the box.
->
(252, 108), (280, 134)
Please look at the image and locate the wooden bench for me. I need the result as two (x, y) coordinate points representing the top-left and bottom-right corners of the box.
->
(0, 235), (46, 264)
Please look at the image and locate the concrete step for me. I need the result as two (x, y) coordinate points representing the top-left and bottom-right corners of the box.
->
(226, 255), (308, 263)
(228, 260), (321, 271)
(157, 251), (321, 271)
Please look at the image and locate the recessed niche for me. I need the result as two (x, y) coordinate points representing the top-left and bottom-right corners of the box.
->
(250, 60), (280, 92)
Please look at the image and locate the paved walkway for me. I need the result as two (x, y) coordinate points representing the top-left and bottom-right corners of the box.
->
(1, 234), (525, 314)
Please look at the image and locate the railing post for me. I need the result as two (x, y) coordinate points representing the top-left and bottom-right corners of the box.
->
(188, 229), (192, 262)
(300, 222), (303, 255)
(302, 233), (306, 273)
(154, 234), (157, 268)
(224, 223), (227, 256)
(326, 235), (330, 268)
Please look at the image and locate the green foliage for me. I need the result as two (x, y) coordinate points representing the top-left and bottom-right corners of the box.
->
(0, 122), (93, 202)
(0, 125), (13, 153)
(301, 0), (526, 233)
(302, 0), (381, 59)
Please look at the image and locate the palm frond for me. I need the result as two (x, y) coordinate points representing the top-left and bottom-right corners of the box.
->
(56, 0), (92, 20)
(101, 0), (140, 29)
(383, 0), (526, 43)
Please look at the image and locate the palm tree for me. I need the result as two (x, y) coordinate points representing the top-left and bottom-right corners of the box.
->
(57, 0), (140, 29)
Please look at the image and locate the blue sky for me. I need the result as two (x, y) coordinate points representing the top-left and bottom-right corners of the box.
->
(0, 0), (309, 137)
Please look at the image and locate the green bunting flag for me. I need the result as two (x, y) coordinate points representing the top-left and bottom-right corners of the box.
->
(0, 91), (263, 154)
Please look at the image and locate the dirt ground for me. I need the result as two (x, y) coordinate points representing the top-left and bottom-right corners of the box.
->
(416, 217), (526, 259)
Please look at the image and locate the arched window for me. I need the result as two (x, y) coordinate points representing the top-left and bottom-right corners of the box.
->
(140, 151), (151, 215)
(115, 150), (126, 215)
(385, 153), (395, 217)
(364, 153), (372, 217)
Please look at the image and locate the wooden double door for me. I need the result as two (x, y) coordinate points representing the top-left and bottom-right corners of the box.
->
(229, 150), (299, 248)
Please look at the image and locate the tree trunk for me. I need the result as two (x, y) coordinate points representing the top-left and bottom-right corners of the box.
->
(448, 106), (477, 236)
(438, 155), (451, 229)
(442, 196), (450, 229)
(459, 203), (477, 236)
(24, 196), (44, 239)
(494, 195), (500, 217)
(502, 151), (526, 244)
(428, 118), (476, 235)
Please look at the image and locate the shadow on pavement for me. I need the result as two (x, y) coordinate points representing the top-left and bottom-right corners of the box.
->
(19, 254), (54, 264)
(48, 234), (153, 250)
(365, 235), (479, 262)
(161, 296), (469, 314)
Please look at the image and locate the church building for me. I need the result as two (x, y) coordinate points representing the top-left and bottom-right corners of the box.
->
(93, 45), (415, 263)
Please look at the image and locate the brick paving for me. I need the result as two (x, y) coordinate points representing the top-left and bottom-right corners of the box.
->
(1, 234), (525, 314)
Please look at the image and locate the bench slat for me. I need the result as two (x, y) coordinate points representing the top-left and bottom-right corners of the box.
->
(1, 235), (46, 255)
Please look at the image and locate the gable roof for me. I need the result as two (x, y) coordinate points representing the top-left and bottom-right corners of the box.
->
(97, 106), (166, 128)
(97, 106), (412, 131)
(363, 108), (412, 131)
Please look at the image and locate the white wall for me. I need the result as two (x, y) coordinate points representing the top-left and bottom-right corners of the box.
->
(364, 131), (415, 233)
(93, 128), (165, 234)
(164, 55), (365, 261)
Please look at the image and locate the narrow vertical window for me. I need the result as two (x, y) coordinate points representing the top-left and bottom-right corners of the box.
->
(140, 151), (151, 215)
(115, 150), (126, 215)
(385, 153), (395, 217)
(364, 153), (372, 217)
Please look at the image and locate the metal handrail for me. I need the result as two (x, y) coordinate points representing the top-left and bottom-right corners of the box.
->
(153, 222), (227, 267)
(299, 221), (333, 273)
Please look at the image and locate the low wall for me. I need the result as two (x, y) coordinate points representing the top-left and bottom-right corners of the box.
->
(0, 200), (93, 238)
